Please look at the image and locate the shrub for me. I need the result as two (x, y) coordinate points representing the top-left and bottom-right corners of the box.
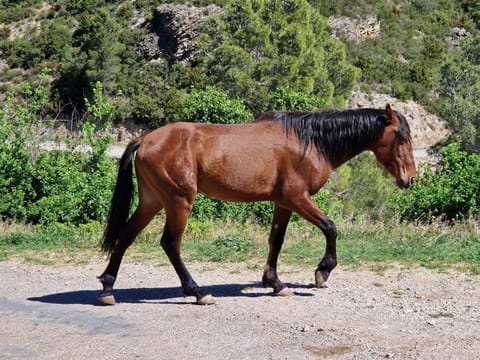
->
(437, 46), (480, 152)
(311, 154), (400, 221)
(191, 194), (274, 224)
(27, 149), (116, 224)
(0, 74), (116, 225)
(0, 76), (48, 221)
(394, 143), (480, 221)
(269, 87), (326, 111)
(1, 38), (43, 69)
(179, 86), (253, 124)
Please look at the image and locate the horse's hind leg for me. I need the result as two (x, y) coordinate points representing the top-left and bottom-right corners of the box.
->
(161, 203), (215, 305)
(262, 205), (293, 296)
(98, 203), (160, 305)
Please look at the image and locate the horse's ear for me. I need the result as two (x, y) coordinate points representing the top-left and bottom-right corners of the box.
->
(385, 104), (395, 125)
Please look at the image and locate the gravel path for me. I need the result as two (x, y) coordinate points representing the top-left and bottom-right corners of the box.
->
(1, 260), (479, 359)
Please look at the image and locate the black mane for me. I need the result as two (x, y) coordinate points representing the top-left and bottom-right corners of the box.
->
(271, 108), (405, 165)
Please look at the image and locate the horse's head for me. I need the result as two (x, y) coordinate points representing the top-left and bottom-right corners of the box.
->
(372, 104), (416, 188)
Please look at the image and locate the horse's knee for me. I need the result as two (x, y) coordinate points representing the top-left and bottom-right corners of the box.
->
(322, 219), (337, 240)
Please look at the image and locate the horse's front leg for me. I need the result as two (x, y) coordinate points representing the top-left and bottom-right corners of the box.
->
(262, 205), (293, 296)
(288, 194), (338, 288)
(314, 219), (337, 288)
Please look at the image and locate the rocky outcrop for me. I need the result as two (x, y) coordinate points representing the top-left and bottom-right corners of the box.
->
(328, 15), (381, 42)
(347, 89), (449, 149)
(446, 27), (471, 49)
(138, 4), (225, 63)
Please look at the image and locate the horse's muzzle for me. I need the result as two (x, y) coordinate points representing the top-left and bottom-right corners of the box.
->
(397, 176), (415, 189)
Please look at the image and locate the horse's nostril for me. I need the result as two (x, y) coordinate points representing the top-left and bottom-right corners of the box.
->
(409, 177), (415, 186)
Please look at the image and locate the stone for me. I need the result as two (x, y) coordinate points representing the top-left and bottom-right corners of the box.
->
(139, 4), (225, 63)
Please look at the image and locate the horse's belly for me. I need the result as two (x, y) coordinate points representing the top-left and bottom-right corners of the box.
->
(198, 172), (276, 202)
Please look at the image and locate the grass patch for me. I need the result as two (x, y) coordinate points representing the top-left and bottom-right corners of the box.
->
(1, 218), (479, 274)
(182, 219), (268, 263)
(335, 219), (480, 274)
(0, 221), (101, 265)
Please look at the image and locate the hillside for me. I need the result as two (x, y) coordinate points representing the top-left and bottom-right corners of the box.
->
(0, 0), (479, 151)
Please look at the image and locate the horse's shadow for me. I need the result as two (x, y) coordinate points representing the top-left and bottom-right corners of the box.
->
(27, 282), (315, 306)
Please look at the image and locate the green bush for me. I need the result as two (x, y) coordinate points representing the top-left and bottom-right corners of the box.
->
(179, 86), (253, 124)
(394, 143), (480, 221)
(0, 75), (116, 225)
(191, 194), (274, 224)
(345, 154), (399, 219)
(0, 78), (48, 221)
(0, 1), (38, 23)
(437, 43), (480, 152)
(321, 0), (457, 103)
(27, 149), (116, 224)
(0, 38), (43, 69)
(269, 87), (326, 111)
(311, 154), (400, 221)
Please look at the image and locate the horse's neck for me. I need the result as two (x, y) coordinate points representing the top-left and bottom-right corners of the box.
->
(327, 145), (372, 170)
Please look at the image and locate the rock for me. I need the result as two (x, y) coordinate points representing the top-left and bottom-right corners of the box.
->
(328, 15), (381, 42)
(139, 4), (225, 63)
(137, 33), (163, 60)
(446, 27), (471, 49)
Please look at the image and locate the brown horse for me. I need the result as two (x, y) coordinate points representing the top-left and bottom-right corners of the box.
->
(98, 104), (416, 305)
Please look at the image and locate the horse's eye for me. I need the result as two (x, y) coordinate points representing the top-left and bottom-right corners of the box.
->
(397, 134), (409, 145)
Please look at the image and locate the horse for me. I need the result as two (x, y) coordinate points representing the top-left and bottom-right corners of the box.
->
(98, 104), (416, 305)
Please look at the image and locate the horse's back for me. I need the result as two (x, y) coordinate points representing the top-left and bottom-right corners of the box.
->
(134, 121), (286, 201)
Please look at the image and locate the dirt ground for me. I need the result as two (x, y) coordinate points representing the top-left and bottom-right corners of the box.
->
(0, 260), (479, 359)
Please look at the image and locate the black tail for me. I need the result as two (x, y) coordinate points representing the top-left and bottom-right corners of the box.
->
(101, 139), (142, 256)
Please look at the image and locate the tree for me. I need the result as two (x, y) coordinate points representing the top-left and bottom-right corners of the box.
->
(38, 20), (73, 62)
(75, 9), (125, 90)
(197, 0), (359, 115)
(438, 40), (480, 152)
(179, 86), (253, 124)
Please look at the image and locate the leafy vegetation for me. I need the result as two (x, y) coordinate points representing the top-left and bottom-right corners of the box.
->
(395, 144), (480, 221)
(0, 71), (116, 224)
(1, 0), (480, 150)
(0, 0), (356, 125)
(178, 86), (253, 124)
(196, 0), (358, 113)
(0, 1), (479, 271)
(436, 33), (480, 152)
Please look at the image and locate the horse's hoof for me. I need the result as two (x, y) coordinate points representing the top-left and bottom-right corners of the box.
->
(196, 294), (216, 305)
(315, 271), (328, 288)
(274, 287), (293, 297)
(99, 294), (116, 305)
